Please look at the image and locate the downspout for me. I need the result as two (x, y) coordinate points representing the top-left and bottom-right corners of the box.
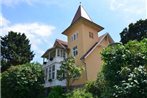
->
(81, 59), (88, 81)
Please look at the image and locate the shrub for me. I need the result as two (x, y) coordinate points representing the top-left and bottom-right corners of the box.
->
(1, 63), (44, 98)
(85, 81), (97, 96)
(101, 38), (147, 98)
(48, 86), (65, 98)
(85, 73), (106, 98)
(66, 88), (93, 98)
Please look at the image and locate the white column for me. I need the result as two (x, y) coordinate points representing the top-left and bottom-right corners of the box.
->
(47, 67), (49, 82)
(55, 64), (56, 80)
(48, 52), (50, 61)
(56, 48), (58, 57)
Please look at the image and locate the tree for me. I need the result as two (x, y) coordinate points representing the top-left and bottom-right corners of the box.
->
(1, 31), (34, 72)
(120, 19), (147, 44)
(113, 66), (147, 98)
(1, 63), (44, 98)
(66, 88), (93, 98)
(57, 57), (83, 91)
(101, 38), (147, 98)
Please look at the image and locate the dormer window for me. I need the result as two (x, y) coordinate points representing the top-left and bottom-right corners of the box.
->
(71, 32), (78, 41)
(89, 32), (94, 38)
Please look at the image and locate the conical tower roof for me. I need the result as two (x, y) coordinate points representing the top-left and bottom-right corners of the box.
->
(71, 4), (92, 24)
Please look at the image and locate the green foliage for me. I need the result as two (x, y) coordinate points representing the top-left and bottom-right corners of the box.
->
(113, 66), (147, 98)
(66, 88), (93, 98)
(1, 31), (34, 72)
(1, 63), (44, 98)
(101, 44), (127, 86)
(57, 56), (83, 90)
(120, 19), (147, 44)
(101, 38), (147, 98)
(85, 73), (106, 97)
(102, 39), (147, 86)
(48, 86), (65, 98)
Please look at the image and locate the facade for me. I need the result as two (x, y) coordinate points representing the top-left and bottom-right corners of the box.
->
(42, 5), (114, 87)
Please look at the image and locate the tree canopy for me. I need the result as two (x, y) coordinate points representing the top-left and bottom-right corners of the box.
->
(1, 31), (34, 72)
(120, 19), (147, 44)
(57, 57), (83, 90)
(1, 63), (44, 98)
(100, 38), (147, 98)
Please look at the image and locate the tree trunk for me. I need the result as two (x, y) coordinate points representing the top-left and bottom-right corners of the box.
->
(66, 79), (70, 91)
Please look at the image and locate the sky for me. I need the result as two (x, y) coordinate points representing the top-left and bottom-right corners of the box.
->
(0, 0), (147, 63)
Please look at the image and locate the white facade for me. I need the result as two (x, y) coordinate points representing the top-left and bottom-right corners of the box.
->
(43, 48), (67, 87)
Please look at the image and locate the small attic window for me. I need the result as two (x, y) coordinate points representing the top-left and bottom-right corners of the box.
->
(89, 32), (94, 38)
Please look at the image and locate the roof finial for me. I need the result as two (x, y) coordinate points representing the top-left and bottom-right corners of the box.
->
(79, 2), (82, 6)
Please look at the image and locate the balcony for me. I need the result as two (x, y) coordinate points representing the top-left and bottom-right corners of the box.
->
(43, 48), (67, 66)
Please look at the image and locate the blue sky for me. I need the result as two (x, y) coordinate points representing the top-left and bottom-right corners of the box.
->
(1, 0), (147, 63)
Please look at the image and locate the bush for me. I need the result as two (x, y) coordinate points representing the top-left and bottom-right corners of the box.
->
(113, 66), (147, 98)
(66, 88), (93, 98)
(85, 81), (98, 96)
(85, 73), (106, 98)
(1, 63), (44, 98)
(48, 86), (65, 98)
(101, 38), (147, 98)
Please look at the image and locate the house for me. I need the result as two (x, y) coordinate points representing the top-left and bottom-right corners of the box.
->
(42, 4), (114, 88)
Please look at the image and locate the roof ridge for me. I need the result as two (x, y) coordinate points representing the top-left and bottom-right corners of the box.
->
(56, 39), (67, 44)
(71, 5), (92, 24)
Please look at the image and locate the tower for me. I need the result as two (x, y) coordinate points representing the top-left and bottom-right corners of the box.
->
(62, 4), (104, 85)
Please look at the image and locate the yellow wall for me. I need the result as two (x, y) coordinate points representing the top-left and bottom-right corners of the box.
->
(81, 22), (99, 53)
(85, 46), (102, 81)
(65, 22), (87, 85)
(85, 37), (109, 81)
(64, 20), (110, 85)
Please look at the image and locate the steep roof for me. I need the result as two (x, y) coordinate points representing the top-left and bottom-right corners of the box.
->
(71, 5), (92, 24)
(42, 39), (67, 58)
(62, 5), (104, 35)
(54, 39), (68, 48)
(80, 33), (114, 60)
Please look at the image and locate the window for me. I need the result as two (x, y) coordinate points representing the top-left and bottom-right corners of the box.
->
(45, 68), (48, 80)
(89, 32), (94, 38)
(71, 32), (78, 41)
(72, 46), (78, 56)
(49, 67), (51, 79)
(57, 49), (60, 56)
(52, 65), (55, 79)
(61, 50), (63, 57)
(48, 65), (56, 80)
(57, 49), (66, 58)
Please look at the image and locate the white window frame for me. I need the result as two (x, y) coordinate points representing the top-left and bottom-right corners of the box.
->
(45, 68), (48, 81)
(72, 46), (78, 56)
(49, 66), (51, 79)
(52, 65), (55, 79)
(71, 32), (78, 41)
(48, 65), (56, 80)
(57, 49), (66, 58)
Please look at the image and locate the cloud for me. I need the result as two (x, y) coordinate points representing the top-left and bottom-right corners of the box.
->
(1, 0), (33, 7)
(0, 15), (55, 62)
(109, 0), (146, 17)
(0, 15), (10, 27)
(1, 0), (67, 7)
(146, 0), (147, 18)
(108, 0), (146, 23)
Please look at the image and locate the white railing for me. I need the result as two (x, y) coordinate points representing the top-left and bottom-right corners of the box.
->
(44, 79), (66, 87)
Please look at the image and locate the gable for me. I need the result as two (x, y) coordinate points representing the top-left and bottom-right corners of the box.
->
(80, 33), (114, 60)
